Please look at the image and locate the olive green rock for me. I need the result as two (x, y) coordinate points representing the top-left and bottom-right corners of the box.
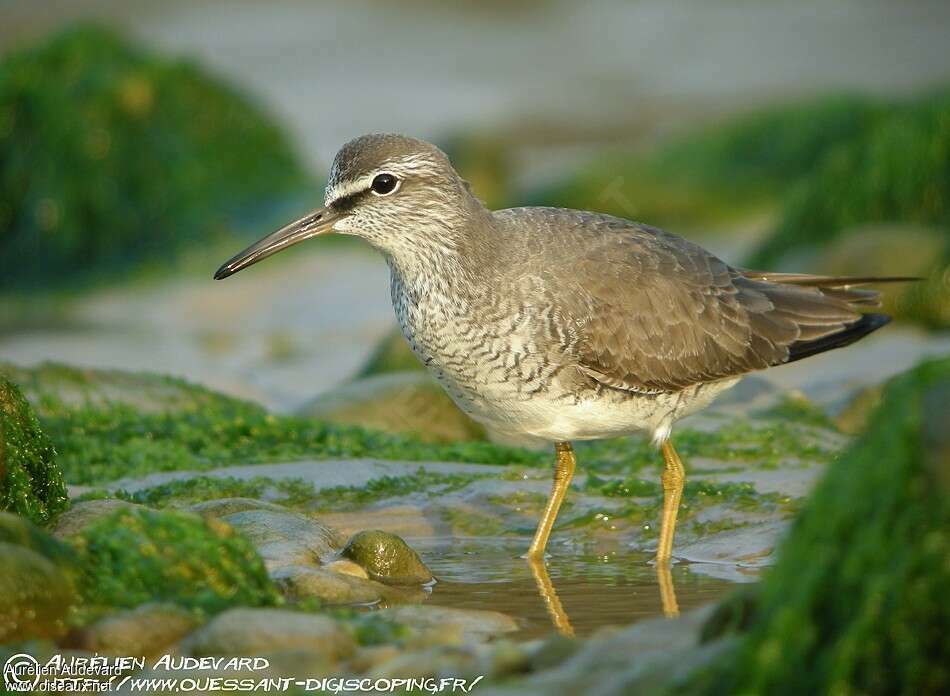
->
(0, 375), (68, 525)
(812, 225), (949, 330)
(297, 371), (486, 443)
(0, 510), (79, 568)
(358, 329), (425, 377)
(0, 513), (79, 642)
(271, 565), (386, 605)
(0, 542), (76, 642)
(701, 357), (950, 695)
(340, 530), (433, 585)
(51, 499), (146, 539)
(184, 608), (355, 662)
(70, 603), (200, 657)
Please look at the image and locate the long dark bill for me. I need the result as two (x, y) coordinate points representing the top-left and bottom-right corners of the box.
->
(213, 207), (343, 280)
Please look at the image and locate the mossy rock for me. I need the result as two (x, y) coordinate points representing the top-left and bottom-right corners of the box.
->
(358, 329), (424, 377)
(0, 23), (308, 291)
(0, 543), (77, 643)
(748, 89), (950, 271)
(71, 507), (281, 613)
(807, 225), (949, 329)
(340, 530), (433, 585)
(0, 513), (79, 642)
(0, 374), (68, 524)
(297, 371), (486, 443)
(69, 602), (200, 658)
(0, 510), (79, 568)
(702, 357), (950, 694)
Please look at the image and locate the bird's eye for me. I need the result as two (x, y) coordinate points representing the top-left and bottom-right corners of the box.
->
(371, 173), (399, 196)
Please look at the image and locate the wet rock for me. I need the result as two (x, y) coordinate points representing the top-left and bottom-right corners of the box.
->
(340, 530), (433, 585)
(271, 565), (385, 605)
(346, 645), (403, 674)
(184, 608), (355, 663)
(52, 499), (146, 538)
(0, 542), (76, 642)
(69, 603), (199, 657)
(188, 497), (292, 518)
(296, 371), (485, 443)
(0, 374), (69, 524)
(220, 509), (342, 570)
(378, 605), (519, 644)
(368, 644), (484, 680)
(478, 607), (719, 696)
(325, 558), (369, 579)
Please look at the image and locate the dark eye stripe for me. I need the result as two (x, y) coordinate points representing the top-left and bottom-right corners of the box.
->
(330, 188), (370, 212)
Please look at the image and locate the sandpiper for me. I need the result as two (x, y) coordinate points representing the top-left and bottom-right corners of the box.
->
(215, 133), (909, 568)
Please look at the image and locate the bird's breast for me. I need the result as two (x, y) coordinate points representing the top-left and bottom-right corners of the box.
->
(389, 270), (562, 423)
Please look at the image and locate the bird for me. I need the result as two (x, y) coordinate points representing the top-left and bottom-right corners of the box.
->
(215, 133), (912, 569)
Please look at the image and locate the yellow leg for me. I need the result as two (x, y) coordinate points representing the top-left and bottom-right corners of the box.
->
(656, 439), (685, 564)
(528, 556), (575, 636)
(527, 441), (576, 560)
(656, 562), (680, 618)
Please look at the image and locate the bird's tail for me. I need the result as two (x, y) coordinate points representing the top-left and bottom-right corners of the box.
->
(739, 271), (920, 365)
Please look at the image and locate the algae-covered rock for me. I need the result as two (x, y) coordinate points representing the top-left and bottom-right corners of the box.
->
(0, 24), (308, 290)
(71, 507), (280, 612)
(297, 371), (486, 443)
(0, 513), (79, 642)
(704, 357), (950, 694)
(341, 530), (433, 585)
(0, 375), (68, 524)
(70, 603), (200, 657)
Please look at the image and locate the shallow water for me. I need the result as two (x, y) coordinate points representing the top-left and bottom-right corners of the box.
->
(413, 537), (738, 638)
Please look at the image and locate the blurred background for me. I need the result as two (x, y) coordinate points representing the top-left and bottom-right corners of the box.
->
(1, 0), (948, 420)
(1, 2), (949, 674)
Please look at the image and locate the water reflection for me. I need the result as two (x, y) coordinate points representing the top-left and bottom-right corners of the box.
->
(418, 538), (740, 638)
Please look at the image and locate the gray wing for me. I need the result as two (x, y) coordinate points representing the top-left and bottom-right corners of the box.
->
(513, 209), (884, 394)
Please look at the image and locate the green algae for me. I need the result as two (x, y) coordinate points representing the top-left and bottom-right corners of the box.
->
(71, 507), (281, 613)
(8, 362), (843, 488)
(0, 375), (68, 524)
(697, 357), (950, 695)
(40, 395), (543, 485)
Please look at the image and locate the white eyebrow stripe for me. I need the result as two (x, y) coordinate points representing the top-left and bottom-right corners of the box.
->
(324, 154), (442, 206)
(324, 173), (375, 206)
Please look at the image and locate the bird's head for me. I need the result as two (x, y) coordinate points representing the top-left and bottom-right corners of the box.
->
(214, 133), (480, 280)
